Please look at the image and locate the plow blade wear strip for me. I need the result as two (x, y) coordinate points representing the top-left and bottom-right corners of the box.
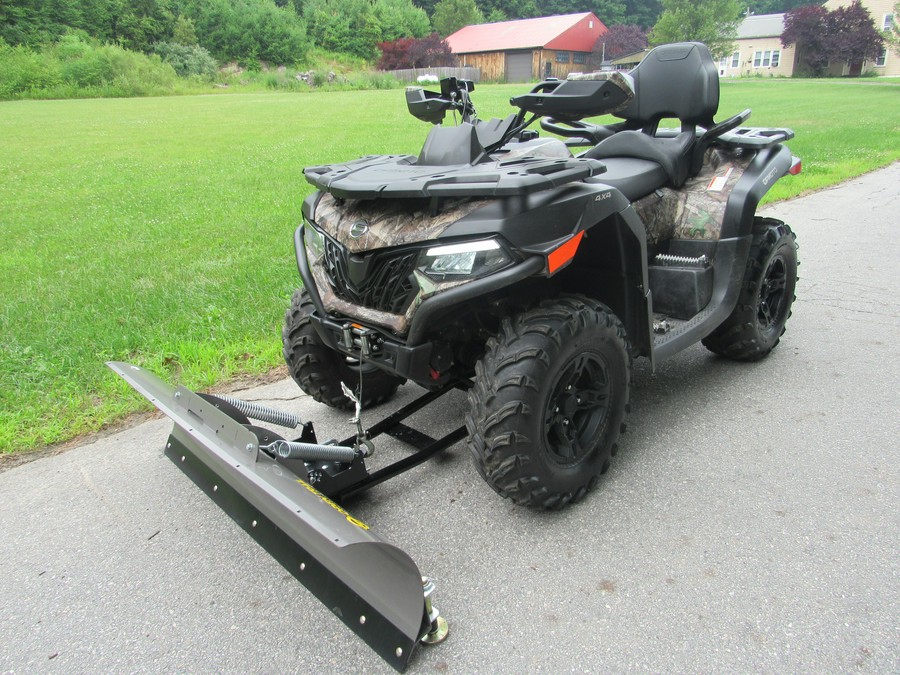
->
(107, 362), (429, 671)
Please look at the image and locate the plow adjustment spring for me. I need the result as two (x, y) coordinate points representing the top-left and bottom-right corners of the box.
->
(267, 440), (357, 463)
(218, 395), (301, 429)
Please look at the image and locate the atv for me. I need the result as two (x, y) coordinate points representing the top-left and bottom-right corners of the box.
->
(286, 41), (799, 507)
(110, 42), (799, 672)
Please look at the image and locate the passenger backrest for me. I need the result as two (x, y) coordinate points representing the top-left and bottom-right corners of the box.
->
(615, 42), (719, 132)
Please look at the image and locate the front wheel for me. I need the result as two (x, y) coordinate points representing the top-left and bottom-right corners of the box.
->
(467, 295), (631, 510)
(703, 218), (798, 361)
(282, 289), (405, 409)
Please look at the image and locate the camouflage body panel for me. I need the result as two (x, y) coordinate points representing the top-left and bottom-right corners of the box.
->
(314, 193), (493, 254)
(631, 148), (751, 243)
(310, 256), (468, 336)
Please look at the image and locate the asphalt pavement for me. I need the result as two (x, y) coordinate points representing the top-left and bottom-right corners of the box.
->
(1, 163), (898, 674)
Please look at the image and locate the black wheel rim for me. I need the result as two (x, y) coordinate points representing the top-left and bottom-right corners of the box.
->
(544, 353), (611, 465)
(758, 254), (788, 332)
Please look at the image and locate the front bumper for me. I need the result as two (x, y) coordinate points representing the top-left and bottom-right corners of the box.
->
(294, 225), (544, 382)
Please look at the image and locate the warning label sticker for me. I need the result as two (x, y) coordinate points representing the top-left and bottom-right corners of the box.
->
(707, 167), (734, 192)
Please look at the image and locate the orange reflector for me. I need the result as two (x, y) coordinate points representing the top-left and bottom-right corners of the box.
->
(789, 158), (802, 175)
(547, 231), (584, 275)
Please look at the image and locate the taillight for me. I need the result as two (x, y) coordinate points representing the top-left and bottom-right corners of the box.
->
(788, 157), (802, 175)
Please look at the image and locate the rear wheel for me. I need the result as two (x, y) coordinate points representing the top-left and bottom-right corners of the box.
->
(703, 219), (798, 361)
(467, 295), (631, 510)
(282, 289), (404, 409)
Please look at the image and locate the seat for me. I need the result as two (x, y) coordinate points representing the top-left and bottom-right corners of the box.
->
(583, 43), (719, 189)
(585, 157), (668, 201)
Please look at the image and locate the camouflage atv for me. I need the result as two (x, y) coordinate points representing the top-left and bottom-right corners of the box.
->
(285, 41), (800, 510)
(111, 41), (800, 672)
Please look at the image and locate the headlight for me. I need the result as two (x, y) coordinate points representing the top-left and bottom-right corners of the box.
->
(418, 238), (513, 281)
(303, 222), (326, 263)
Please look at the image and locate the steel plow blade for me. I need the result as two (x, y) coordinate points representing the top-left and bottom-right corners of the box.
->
(107, 362), (430, 671)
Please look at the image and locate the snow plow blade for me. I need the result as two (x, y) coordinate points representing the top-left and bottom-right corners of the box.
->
(108, 362), (432, 671)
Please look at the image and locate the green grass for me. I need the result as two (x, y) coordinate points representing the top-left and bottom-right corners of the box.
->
(1, 79), (898, 454)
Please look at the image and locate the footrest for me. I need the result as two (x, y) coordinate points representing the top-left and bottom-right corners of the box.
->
(648, 258), (713, 320)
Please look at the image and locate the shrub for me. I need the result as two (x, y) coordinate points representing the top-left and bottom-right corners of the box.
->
(0, 43), (63, 97)
(154, 42), (218, 80)
(0, 36), (179, 99)
(377, 33), (454, 70)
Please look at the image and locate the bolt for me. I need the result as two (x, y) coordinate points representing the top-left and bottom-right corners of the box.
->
(213, 485), (218, 492)
(359, 615), (366, 625)
(174, 391), (181, 399)
(166, 442), (171, 449)
(300, 562), (306, 571)
(566, 384), (572, 391)
(246, 443), (255, 453)
(563, 419), (570, 426)
(576, 396), (582, 404)
(181, 456), (185, 462)
(251, 520), (257, 528)
(554, 406), (559, 413)
(395, 647), (403, 658)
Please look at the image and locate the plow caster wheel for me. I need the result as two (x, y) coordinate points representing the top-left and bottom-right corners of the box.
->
(422, 616), (449, 645)
(421, 576), (449, 645)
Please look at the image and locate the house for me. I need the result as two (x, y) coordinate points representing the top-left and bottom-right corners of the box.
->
(719, 13), (799, 77)
(610, 48), (651, 70)
(825, 0), (899, 76)
(445, 13), (607, 82)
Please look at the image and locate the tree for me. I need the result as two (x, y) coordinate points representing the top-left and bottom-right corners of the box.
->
(536, 0), (624, 24)
(480, 0), (538, 21)
(746, 0), (825, 14)
(622, 0), (662, 28)
(172, 14), (198, 45)
(649, 0), (741, 58)
(783, 1), (884, 76)
(593, 23), (647, 62)
(183, 0), (309, 64)
(431, 0), (483, 36)
(827, 1), (884, 73)
(781, 3), (831, 74)
(377, 32), (454, 68)
(373, 0), (431, 42)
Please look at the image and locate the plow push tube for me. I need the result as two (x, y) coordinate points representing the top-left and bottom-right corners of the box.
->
(108, 362), (431, 671)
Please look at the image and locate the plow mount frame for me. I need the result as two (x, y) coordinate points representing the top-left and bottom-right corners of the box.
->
(108, 362), (464, 672)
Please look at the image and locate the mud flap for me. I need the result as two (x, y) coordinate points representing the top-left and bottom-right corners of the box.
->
(108, 362), (430, 671)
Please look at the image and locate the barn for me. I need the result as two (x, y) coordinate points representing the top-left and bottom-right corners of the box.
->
(445, 13), (607, 82)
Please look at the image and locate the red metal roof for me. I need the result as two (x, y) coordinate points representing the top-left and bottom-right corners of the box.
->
(446, 13), (607, 54)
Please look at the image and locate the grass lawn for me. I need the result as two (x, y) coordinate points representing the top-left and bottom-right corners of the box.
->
(2, 79), (898, 454)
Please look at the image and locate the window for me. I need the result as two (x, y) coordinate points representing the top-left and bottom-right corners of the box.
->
(753, 50), (779, 68)
(555, 51), (570, 63)
(731, 51), (740, 68)
(883, 13), (894, 31)
(876, 49), (887, 66)
(573, 52), (586, 64)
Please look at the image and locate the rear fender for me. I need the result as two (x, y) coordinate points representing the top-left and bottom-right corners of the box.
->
(720, 143), (793, 240)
